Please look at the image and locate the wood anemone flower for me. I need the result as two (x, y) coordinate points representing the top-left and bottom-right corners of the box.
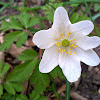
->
(32, 7), (100, 82)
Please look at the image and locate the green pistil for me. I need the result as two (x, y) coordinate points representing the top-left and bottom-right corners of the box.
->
(62, 39), (70, 47)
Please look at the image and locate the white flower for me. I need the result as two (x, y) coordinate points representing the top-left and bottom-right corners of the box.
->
(32, 7), (100, 82)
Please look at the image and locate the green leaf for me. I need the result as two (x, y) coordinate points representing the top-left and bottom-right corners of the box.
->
(30, 62), (50, 94)
(94, 3), (100, 12)
(10, 96), (15, 100)
(0, 60), (3, 72)
(0, 31), (22, 51)
(1, 93), (12, 99)
(29, 90), (40, 100)
(18, 12), (31, 28)
(18, 49), (38, 61)
(4, 83), (15, 95)
(16, 94), (28, 100)
(1, 63), (10, 78)
(70, 12), (90, 23)
(6, 59), (38, 82)
(50, 66), (65, 79)
(70, 0), (80, 7)
(29, 90), (47, 100)
(0, 84), (3, 97)
(76, 15), (90, 22)
(10, 83), (24, 92)
(0, 21), (9, 31)
(42, 2), (63, 21)
(16, 31), (28, 48)
(28, 17), (39, 27)
(9, 18), (24, 30)
(70, 13), (79, 23)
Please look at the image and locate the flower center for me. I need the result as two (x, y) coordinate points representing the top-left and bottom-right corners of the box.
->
(56, 33), (78, 56)
(62, 39), (70, 47)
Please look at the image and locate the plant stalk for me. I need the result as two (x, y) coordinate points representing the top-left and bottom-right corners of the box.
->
(65, 79), (70, 100)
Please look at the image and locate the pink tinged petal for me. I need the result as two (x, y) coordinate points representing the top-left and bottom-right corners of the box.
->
(74, 47), (100, 66)
(76, 36), (100, 50)
(32, 28), (58, 49)
(59, 54), (81, 82)
(69, 20), (94, 35)
(39, 45), (59, 73)
(52, 7), (71, 34)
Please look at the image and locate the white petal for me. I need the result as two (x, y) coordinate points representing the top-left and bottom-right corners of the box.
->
(33, 28), (58, 49)
(69, 20), (94, 35)
(39, 45), (59, 73)
(76, 36), (100, 50)
(74, 47), (100, 66)
(52, 7), (71, 34)
(59, 53), (81, 82)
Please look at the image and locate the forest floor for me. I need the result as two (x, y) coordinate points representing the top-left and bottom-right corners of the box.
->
(0, 0), (100, 100)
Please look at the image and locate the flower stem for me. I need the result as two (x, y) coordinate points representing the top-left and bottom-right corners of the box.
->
(52, 83), (63, 100)
(65, 79), (70, 100)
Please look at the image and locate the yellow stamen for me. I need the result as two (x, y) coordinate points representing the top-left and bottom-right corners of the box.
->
(69, 40), (72, 42)
(73, 39), (75, 42)
(60, 33), (64, 36)
(71, 44), (74, 47)
(59, 48), (61, 51)
(56, 32), (77, 55)
(59, 37), (60, 39)
(56, 38), (59, 40)
(74, 46), (78, 48)
(60, 52), (63, 54)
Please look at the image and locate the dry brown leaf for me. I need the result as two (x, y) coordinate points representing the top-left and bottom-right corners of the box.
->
(74, 77), (81, 89)
(7, 43), (30, 58)
(70, 91), (87, 100)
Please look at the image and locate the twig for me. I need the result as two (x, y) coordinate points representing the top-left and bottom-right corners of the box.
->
(70, 91), (87, 100)
(25, 29), (33, 37)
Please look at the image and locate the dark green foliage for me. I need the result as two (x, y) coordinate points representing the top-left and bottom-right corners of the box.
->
(70, 12), (90, 24)
(50, 66), (65, 79)
(6, 59), (38, 82)
(1, 93), (13, 100)
(10, 83), (24, 92)
(16, 31), (28, 48)
(42, 2), (63, 21)
(0, 0), (98, 99)
(18, 49), (38, 61)
(0, 60), (10, 78)
(0, 31), (22, 51)
(4, 82), (15, 95)
(1, 93), (28, 100)
(30, 62), (50, 94)
(16, 94), (28, 100)
(0, 12), (40, 51)
(29, 90), (47, 100)
(0, 84), (3, 97)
